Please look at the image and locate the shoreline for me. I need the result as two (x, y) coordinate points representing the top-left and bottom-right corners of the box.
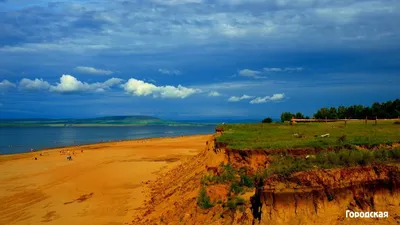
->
(0, 133), (214, 161)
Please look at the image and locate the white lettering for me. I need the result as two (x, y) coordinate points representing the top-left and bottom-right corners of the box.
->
(346, 211), (389, 219)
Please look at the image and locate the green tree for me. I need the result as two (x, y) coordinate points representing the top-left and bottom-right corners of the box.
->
(312, 99), (399, 119)
(371, 102), (381, 117)
(337, 106), (346, 119)
(314, 108), (330, 119)
(280, 112), (293, 122)
(295, 112), (305, 119)
(363, 106), (372, 118)
(354, 105), (365, 119)
(328, 107), (338, 119)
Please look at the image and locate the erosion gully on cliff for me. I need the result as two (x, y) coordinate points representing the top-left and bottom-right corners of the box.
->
(131, 127), (400, 225)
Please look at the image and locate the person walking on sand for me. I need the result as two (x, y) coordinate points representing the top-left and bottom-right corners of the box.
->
(67, 153), (72, 161)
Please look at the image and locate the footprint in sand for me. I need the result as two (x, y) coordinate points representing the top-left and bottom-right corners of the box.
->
(41, 211), (60, 222)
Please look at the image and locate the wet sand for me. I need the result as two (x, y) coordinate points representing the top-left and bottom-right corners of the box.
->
(0, 134), (211, 225)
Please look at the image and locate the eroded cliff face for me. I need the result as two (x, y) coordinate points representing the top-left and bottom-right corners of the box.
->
(223, 143), (400, 174)
(253, 166), (400, 225)
(131, 137), (400, 225)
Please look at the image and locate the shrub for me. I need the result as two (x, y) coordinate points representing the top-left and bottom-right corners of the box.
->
(327, 151), (341, 165)
(219, 163), (236, 183)
(204, 163), (236, 184)
(360, 151), (373, 165)
(374, 149), (389, 162)
(347, 150), (364, 167)
(226, 196), (246, 210)
(197, 187), (214, 209)
(262, 117), (273, 123)
(389, 149), (400, 159)
(201, 175), (215, 185)
(254, 168), (273, 181)
(230, 181), (244, 194)
(239, 173), (255, 188)
(274, 164), (296, 177)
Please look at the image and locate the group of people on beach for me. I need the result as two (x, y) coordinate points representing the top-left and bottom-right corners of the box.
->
(59, 149), (83, 160)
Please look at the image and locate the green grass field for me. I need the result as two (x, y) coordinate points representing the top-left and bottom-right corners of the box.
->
(216, 120), (400, 150)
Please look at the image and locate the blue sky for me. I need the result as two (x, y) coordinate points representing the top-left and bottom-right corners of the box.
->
(0, 0), (399, 120)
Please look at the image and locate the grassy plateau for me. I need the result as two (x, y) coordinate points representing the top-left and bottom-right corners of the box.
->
(216, 120), (400, 150)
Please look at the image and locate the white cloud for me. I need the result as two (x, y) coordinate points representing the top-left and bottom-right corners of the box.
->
(75, 66), (113, 75)
(238, 69), (266, 79)
(263, 67), (303, 72)
(122, 79), (158, 96)
(122, 78), (199, 99)
(250, 93), (285, 104)
(49, 75), (123, 93)
(103, 77), (124, 87)
(263, 68), (283, 72)
(158, 85), (199, 98)
(19, 78), (50, 91)
(228, 94), (254, 102)
(0, 80), (16, 91)
(158, 69), (181, 75)
(208, 91), (221, 97)
(239, 69), (259, 76)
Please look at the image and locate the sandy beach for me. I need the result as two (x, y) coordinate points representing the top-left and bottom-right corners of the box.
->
(0, 134), (212, 225)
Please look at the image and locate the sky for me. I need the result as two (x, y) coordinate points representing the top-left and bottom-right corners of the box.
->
(0, 0), (399, 120)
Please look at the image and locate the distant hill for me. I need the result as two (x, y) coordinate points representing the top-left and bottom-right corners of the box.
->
(0, 116), (178, 126)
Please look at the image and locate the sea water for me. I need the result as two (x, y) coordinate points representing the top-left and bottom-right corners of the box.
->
(0, 125), (215, 155)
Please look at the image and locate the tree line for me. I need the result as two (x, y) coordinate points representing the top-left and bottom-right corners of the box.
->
(279, 99), (400, 122)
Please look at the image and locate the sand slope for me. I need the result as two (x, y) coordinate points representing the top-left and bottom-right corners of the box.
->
(0, 135), (211, 225)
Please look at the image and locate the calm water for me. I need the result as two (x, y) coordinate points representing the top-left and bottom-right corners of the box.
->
(0, 125), (215, 155)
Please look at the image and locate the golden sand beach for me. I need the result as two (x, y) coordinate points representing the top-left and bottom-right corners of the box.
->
(0, 134), (211, 225)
